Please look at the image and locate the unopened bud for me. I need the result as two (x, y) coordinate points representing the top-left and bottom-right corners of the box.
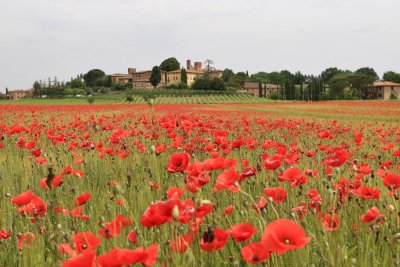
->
(201, 200), (212, 205)
(172, 205), (179, 221)
(388, 205), (396, 213)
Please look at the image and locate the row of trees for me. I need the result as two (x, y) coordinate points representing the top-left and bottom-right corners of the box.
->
(242, 67), (399, 100)
(32, 69), (116, 97)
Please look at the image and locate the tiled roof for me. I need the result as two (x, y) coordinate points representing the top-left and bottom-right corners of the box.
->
(373, 81), (400, 86)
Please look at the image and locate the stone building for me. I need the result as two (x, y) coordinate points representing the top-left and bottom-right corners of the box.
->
(9, 89), (33, 100)
(244, 82), (280, 97)
(111, 59), (223, 89)
(362, 81), (400, 100)
(110, 73), (132, 84)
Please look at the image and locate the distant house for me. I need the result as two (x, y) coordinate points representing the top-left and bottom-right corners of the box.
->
(244, 82), (279, 97)
(9, 89), (33, 100)
(0, 93), (11, 100)
(110, 73), (133, 84)
(362, 81), (400, 100)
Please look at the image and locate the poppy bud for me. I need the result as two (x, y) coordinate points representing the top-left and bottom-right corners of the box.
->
(201, 200), (212, 205)
(172, 205), (179, 221)
(388, 205), (396, 213)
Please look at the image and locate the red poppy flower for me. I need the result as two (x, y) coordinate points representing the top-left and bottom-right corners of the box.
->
(166, 152), (190, 173)
(278, 168), (308, 188)
(214, 166), (240, 193)
(127, 230), (137, 245)
(223, 205), (234, 216)
(361, 207), (384, 223)
(241, 242), (270, 264)
(239, 167), (257, 181)
(261, 219), (311, 254)
(62, 250), (96, 267)
(74, 193), (92, 207)
(18, 232), (35, 250)
(166, 187), (185, 199)
(354, 186), (380, 200)
(13, 192), (47, 218)
(97, 247), (136, 267)
(140, 201), (172, 228)
(11, 190), (34, 206)
(306, 189), (323, 202)
(0, 228), (12, 239)
(323, 148), (352, 167)
(252, 197), (267, 213)
(229, 223), (257, 242)
(291, 202), (308, 220)
(97, 245), (158, 267)
(72, 232), (101, 253)
(263, 187), (287, 203)
(320, 213), (340, 231)
(40, 175), (63, 190)
(383, 172), (400, 189)
(200, 227), (230, 252)
(99, 214), (132, 239)
(263, 154), (283, 170)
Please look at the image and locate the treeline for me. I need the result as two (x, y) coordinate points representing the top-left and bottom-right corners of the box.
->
(31, 55), (400, 100)
(32, 69), (122, 98)
(223, 67), (400, 100)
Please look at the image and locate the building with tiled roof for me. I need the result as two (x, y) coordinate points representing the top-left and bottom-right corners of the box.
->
(362, 81), (400, 100)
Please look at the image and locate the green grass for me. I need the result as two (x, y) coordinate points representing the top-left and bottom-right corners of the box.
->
(0, 102), (400, 266)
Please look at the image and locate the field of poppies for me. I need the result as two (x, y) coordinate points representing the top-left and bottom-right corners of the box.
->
(1, 101), (400, 267)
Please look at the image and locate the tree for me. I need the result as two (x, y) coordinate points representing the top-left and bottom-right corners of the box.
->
(235, 72), (248, 87)
(321, 67), (343, 83)
(268, 72), (283, 85)
(150, 66), (161, 88)
(269, 91), (281, 102)
(5, 87), (9, 95)
(181, 68), (187, 85)
(33, 81), (42, 97)
(355, 67), (379, 81)
(204, 59), (215, 77)
(87, 96), (95, 104)
(126, 89), (134, 103)
(293, 71), (305, 85)
(328, 73), (351, 99)
(210, 77), (226, 90)
(383, 71), (400, 83)
(250, 72), (269, 83)
(222, 69), (235, 83)
(192, 77), (226, 90)
(69, 77), (84, 88)
(348, 73), (374, 99)
(83, 69), (106, 87)
(159, 57), (180, 72)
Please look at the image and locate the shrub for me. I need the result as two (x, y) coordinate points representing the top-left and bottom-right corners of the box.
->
(87, 96), (95, 104)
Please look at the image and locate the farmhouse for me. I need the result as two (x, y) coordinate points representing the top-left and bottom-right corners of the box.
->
(244, 82), (280, 97)
(110, 73), (132, 84)
(362, 81), (400, 100)
(9, 89), (33, 100)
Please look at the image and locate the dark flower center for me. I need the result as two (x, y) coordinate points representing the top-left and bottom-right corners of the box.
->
(202, 227), (214, 243)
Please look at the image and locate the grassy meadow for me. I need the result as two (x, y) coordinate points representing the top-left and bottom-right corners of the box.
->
(0, 101), (400, 266)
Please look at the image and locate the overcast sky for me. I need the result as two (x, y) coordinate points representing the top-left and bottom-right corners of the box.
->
(1, 0), (399, 91)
